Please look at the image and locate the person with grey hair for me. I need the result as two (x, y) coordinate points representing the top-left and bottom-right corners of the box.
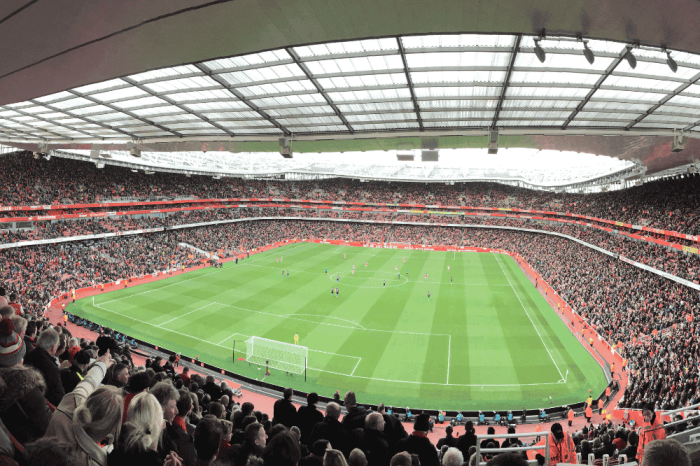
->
(361, 412), (390, 466)
(442, 447), (463, 466)
(24, 327), (64, 405)
(342, 391), (368, 432)
(348, 448), (367, 466)
(309, 402), (350, 457)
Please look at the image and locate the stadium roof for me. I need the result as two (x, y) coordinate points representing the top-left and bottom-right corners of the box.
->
(2, 0), (700, 175)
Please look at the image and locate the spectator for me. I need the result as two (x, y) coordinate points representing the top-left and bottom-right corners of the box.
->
(642, 438), (691, 466)
(395, 414), (439, 466)
(479, 427), (500, 449)
(300, 439), (330, 466)
(456, 421), (477, 459)
(263, 430), (301, 466)
(360, 413), (391, 466)
(637, 403), (667, 461)
(342, 391), (368, 432)
(109, 392), (180, 466)
(441, 447), (463, 466)
(297, 392), (324, 446)
(150, 382), (182, 462)
(44, 355), (121, 466)
(123, 371), (152, 423)
(0, 317), (51, 444)
(348, 448), (368, 466)
(437, 425), (457, 449)
(228, 422), (267, 466)
(193, 417), (223, 466)
(59, 349), (91, 394)
(274, 387), (298, 428)
(618, 431), (638, 463)
(201, 376), (222, 402)
(309, 402), (350, 457)
(23, 328), (65, 406)
(324, 449), (348, 466)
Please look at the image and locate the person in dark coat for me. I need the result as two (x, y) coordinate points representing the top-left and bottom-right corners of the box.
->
(167, 389), (196, 466)
(202, 375), (222, 402)
(299, 439), (330, 466)
(273, 387), (297, 428)
(360, 413), (391, 466)
(0, 319), (51, 444)
(378, 404), (408, 448)
(456, 420), (478, 459)
(227, 422), (267, 466)
(59, 349), (90, 394)
(341, 391), (369, 432)
(296, 392), (324, 446)
(436, 425), (458, 449)
(395, 414), (439, 466)
(23, 328), (65, 406)
(618, 431), (638, 463)
(308, 403), (350, 457)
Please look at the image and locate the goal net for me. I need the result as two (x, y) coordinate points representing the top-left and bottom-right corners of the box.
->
(245, 336), (308, 374)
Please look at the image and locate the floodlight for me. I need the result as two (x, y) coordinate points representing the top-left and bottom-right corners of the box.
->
(534, 39), (546, 63)
(583, 42), (595, 65)
(488, 130), (499, 155)
(130, 147), (141, 158)
(624, 49), (637, 69)
(96, 162), (105, 169)
(666, 51), (678, 73)
(279, 137), (293, 158)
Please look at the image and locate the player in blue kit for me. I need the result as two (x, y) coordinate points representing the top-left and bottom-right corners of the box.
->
(325, 268), (328, 275)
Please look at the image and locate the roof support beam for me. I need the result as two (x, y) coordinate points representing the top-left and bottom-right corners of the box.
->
(285, 47), (354, 133)
(1, 106), (95, 139)
(397, 37), (423, 131)
(562, 47), (630, 129)
(68, 89), (181, 138)
(193, 63), (290, 136)
(627, 70), (700, 130)
(121, 77), (236, 137)
(492, 34), (521, 129)
(29, 100), (136, 139)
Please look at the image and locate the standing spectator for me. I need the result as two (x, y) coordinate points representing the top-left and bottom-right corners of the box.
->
(262, 430), (301, 466)
(23, 328), (65, 406)
(436, 425), (457, 449)
(360, 413), (391, 466)
(274, 387), (298, 428)
(395, 414), (439, 466)
(341, 391), (368, 432)
(300, 439), (330, 466)
(202, 376), (222, 402)
(378, 403), (407, 448)
(309, 403), (350, 457)
(150, 382), (182, 462)
(456, 421), (477, 459)
(296, 392), (324, 446)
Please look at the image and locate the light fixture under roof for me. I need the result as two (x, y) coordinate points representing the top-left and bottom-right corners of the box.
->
(582, 41), (595, 65)
(666, 49), (678, 73)
(624, 47), (637, 69)
(533, 39), (546, 63)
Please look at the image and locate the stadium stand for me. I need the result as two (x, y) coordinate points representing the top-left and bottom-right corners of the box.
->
(2, 151), (700, 465)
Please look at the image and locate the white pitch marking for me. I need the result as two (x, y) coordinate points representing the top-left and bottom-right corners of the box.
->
(157, 302), (217, 327)
(495, 255), (565, 381)
(350, 357), (362, 376)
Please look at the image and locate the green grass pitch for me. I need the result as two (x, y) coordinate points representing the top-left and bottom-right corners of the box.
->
(73, 242), (607, 410)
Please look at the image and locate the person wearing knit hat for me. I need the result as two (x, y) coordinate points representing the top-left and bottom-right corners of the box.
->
(0, 317), (52, 444)
(0, 317), (26, 367)
(395, 413), (439, 466)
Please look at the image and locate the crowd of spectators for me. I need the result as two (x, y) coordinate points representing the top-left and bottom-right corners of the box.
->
(2, 152), (700, 236)
(0, 310), (693, 466)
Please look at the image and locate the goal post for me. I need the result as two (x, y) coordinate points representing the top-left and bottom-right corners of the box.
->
(245, 336), (308, 375)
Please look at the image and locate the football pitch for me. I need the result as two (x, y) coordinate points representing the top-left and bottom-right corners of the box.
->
(73, 242), (607, 410)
